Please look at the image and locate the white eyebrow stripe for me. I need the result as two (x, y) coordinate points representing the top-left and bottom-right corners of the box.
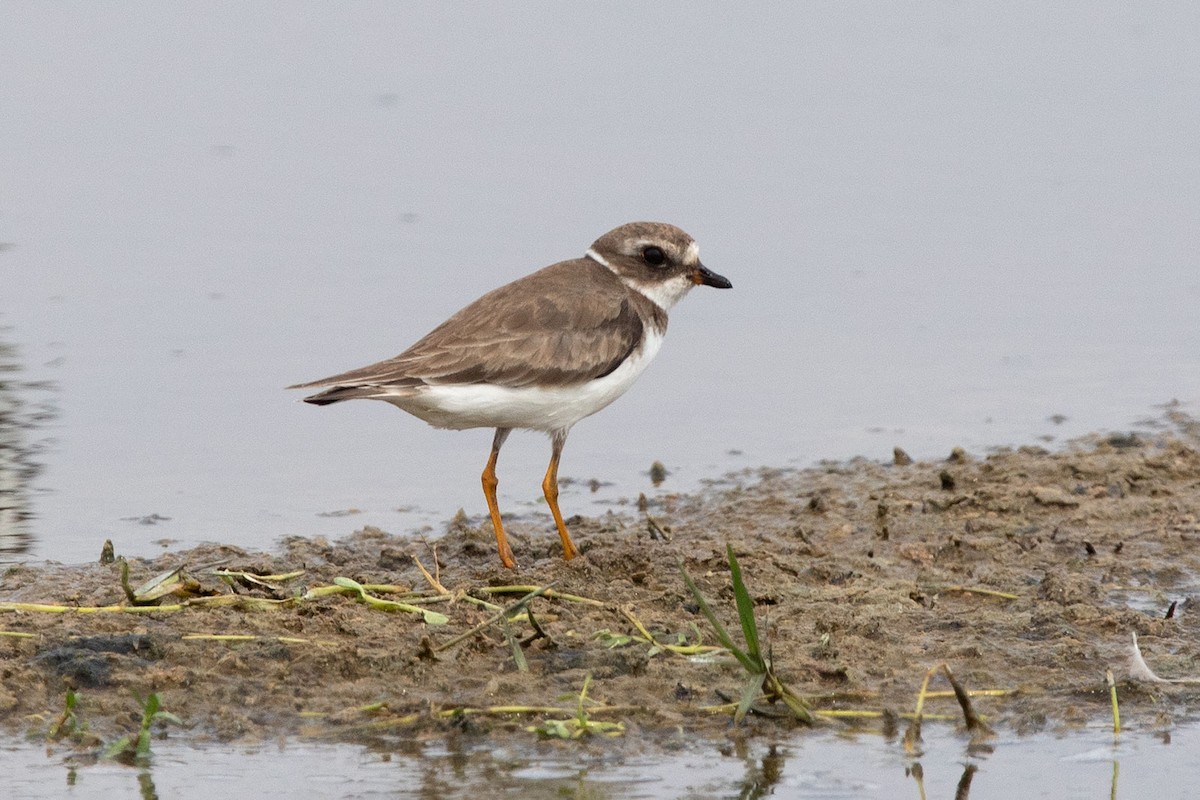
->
(585, 248), (612, 269)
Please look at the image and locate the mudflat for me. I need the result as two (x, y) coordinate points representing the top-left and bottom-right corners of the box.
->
(3, 414), (1199, 749)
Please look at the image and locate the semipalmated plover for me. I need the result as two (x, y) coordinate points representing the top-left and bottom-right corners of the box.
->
(290, 221), (731, 568)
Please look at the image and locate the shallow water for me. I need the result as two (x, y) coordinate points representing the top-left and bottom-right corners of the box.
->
(4, 724), (1196, 800)
(2, 6), (1199, 566)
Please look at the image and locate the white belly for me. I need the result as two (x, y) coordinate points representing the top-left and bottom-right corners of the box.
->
(382, 330), (664, 432)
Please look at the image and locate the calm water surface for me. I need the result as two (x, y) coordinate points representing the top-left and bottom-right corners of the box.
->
(4, 725), (1198, 800)
(2, 4), (1199, 564)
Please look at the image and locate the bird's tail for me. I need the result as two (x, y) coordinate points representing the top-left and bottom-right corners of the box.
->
(293, 385), (383, 406)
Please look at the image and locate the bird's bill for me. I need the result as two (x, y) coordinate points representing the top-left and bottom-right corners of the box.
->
(691, 263), (732, 289)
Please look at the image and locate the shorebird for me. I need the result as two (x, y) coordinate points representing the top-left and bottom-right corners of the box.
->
(290, 221), (731, 568)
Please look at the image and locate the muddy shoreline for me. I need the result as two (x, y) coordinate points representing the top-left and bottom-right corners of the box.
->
(3, 416), (1200, 752)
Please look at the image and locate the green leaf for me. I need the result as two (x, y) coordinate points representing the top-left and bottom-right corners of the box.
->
(333, 576), (366, 595)
(678, 561), (756, 673)
(501, 615), (528, 673)
(734, 673), (766, 725)
(593, 630), (634, 648)
(335, 577), (448, 624)
(153, 711), (185, 727)
(141, 693), (160, 721)
(131, 567), (186, 603)
(726, 544), (764, 667)
(103, 735), (134, 760)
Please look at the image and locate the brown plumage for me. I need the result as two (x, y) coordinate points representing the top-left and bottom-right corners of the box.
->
(291, 258), (667, 402)
(290, 221), (731, 568)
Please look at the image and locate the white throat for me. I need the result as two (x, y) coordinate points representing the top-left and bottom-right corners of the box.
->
(624, 274), (693, 310)
(585, 248), (691, 311)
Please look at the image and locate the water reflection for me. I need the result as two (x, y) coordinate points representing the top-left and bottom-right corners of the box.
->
(1, 725), (1177, 800)
(0, 334), (54, 559)
(909, 760), (978, 800)
(725, 740), (786, 800)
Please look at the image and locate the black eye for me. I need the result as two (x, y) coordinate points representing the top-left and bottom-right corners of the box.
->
(642, 246), (667, 266)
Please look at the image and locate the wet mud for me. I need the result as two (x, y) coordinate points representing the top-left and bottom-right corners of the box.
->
(3, 414), (1200, 751)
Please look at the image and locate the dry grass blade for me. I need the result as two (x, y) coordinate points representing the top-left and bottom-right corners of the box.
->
(181, 633), (316, 645)
(903, 666), (937, 755)
(938, 585), (1020, 601)
(479, 585), (605, 607)
(212, 568), (305, 590)
(0, 601), (188, 614)
(412, 554), (449, 594)
(329, 577), (449, 625)
(614, 606), (721, 657)
(433, 584), (554, 652)
(1106, 668), (1120, 735)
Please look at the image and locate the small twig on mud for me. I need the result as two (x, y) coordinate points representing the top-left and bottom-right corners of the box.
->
(413, 550), (449, 595)
(922, 689), (1014, 699)
(936, 585), (1020, 601)
(645, 514), (672, 541)
(434, 584), (555, 652)
(479, 585), (606, 607)
(180, 633), (317, 645)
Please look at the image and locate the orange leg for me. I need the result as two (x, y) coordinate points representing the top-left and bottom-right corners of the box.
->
(482, 428), (516, 569)
(542, 430), (579, 561)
